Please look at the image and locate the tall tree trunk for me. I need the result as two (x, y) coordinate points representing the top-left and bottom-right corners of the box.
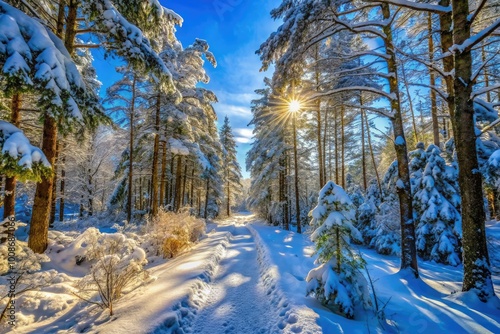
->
(3, 94), (22, 219)
(481, 43), (491, 103)
(340, 105), (345, 188)
(181, 162), (188, 208)
(382, 3), (418, 276)
(360, 95), (367, 191)
(151, 93), (161, 216)
(174, 155), (182, 212)
(159, 140), (167, 207)
(323, 106), (329, 182)
(226, 169), (231, 217)
(452, 0), (494, 300)
(190, 164), (195, 207)
(28, 117), (57, 253)
(439, 0), (455, 116)
(204, 178), (210, 219)
(59, 146), (66, 222)
(292, 114), (301, 233)
(127, 76), (136, 222)
(50, 142), (59, 226)
(364, 111), (382, 195)
(428, 13), (440, 147)
(334, 108), (339, 184)
(401, 62), (419, 144)
(314, 46), (325, 187)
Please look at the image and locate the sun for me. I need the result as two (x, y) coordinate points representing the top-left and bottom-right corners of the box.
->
(288, 100), (301, 113)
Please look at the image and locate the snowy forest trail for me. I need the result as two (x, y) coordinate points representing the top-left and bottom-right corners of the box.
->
(186, 215), (276, 334)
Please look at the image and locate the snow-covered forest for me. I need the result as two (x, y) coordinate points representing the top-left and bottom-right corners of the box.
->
(0, 0), (499, 333)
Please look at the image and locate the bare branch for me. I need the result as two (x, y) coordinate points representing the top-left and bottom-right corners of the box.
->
(468, 0), (488, 24)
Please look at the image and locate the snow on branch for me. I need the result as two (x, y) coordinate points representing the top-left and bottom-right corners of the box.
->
(0, 2), (87, 120)
(472, 84), (500, 99)
(449, 18), (500, 54)
(368, 0), (451, 14)
(0, 120), (51, 181)
(310, 86), (395, 104)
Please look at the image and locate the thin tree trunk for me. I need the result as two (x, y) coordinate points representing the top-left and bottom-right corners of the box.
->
(151, 93), (161, 216)
(174, 155), (182, 212)
(401, 62), (419, 144)
(50, 142), (59, 226)
(452, 0), (494, 300)
(341, 105), (345, 188)
(360, 95), (367, 191)
(481, 43), (491, 103)
(323, 106), (329, 182)
(88, 169), (93, 216)
(428, 13), (440, 147)
(292, 114), (301, 233)
(127, 76), (136, 222)
(159, 140), (167, 207)
(181, 162), (188, 208)
(364, 111), (382, 195)
(190, 164), (195, 207)
(382, 3), (418, 276)
(334, 108), (339, 184)
(204, 178), (209, 219)
(3, 94), (21, 219)
(59, 144), (66, 222)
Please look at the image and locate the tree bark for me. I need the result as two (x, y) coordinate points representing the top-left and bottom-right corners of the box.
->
(360, 95), (367, 191)
(204, 178), (209, 219)
(3, 94), (22, 219)
(292, 114), (301, 233)
(174, 155), (182, 212)
(401, 62), (419, 144)
(428, 13), (440, 147)
(159, 140), (167, 208)
(28, 116), (57, 253)
(59, 145), (66, 222)
(334, 108), (339, 184)
(364, 110), (382, 195)
(50, 142), (59, 226)
(151, 93), (161, 216)
(452, 0), (494, 300)
(127, 76), (136, 222)
(340, 104), (345, 188)
(382, 3), (418, 276)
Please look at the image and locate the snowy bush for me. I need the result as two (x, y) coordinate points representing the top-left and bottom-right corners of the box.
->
(306, 181), (371, 319)
(73, 229), (148, 316)
(356, 180), (382, 245)
(144, 209), (206, 258)
(371, 200), (401, 255)
(412, 145), (461, 266)
(368, 161), (401, 256)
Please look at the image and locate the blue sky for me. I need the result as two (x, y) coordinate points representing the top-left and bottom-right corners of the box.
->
(165, 0), (281, 178)
(93, 1), (281, 178)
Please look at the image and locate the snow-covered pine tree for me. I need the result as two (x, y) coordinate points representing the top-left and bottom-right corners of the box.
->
(306, 181), (370, 319)
(219, 116), (242, 217)
(412, 144), (461, 266)
(247, 79), (289, 227)
(105, 67), (148, 222)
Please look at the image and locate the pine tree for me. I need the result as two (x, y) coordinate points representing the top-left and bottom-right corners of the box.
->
(219, 116), (242, 217)
(306, 181), (370, 319)
(412, 144), (462, 266)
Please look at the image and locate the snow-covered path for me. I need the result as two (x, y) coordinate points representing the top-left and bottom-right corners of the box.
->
(187, 217), (275, 333)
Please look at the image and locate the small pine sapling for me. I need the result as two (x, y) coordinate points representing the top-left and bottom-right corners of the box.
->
(306, 181), (371, 319)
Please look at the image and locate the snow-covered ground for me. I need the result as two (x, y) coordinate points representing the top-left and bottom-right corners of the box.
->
(4, 213), (500, 333)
